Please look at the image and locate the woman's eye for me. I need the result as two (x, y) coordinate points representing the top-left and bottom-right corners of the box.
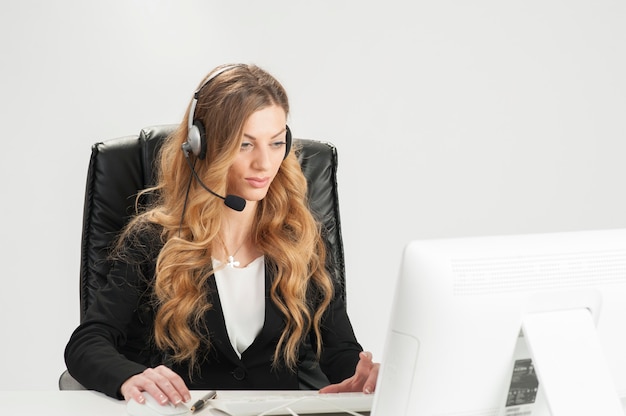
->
(271, 141), (286, 149)
(240, 142), (253, 151)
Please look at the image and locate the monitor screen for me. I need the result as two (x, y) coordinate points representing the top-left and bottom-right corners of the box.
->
(372, 228), (626, 416)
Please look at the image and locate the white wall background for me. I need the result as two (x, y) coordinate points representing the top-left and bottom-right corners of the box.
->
(1, 0), (625, 391)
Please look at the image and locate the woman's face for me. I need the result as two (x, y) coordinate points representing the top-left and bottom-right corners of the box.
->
(226, 104), (288, 203)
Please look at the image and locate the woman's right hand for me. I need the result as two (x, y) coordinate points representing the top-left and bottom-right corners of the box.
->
(120, 365), (191, 405)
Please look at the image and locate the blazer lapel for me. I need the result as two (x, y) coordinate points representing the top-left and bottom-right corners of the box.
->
(243, 263), (285, 355)
(202, 262), (286, 363)
(203, 274), (242, 365)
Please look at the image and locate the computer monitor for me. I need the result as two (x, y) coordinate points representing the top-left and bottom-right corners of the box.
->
(372, 228), (626, 416)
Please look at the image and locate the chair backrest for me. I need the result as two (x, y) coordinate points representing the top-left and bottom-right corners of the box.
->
(78, 124), (346, 321)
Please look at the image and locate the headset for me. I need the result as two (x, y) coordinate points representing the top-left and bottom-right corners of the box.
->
(182, 64), (292, 160)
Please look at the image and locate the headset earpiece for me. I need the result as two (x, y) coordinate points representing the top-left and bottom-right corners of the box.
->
(284, 125), (292, 160)
(183, 65), (241, 160)
(187, 119), (207, 160)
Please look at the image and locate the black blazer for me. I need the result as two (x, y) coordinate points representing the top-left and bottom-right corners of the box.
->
(64, 226), (362, 399)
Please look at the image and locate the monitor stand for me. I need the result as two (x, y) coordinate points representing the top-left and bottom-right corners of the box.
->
(515, 308), (622, 416)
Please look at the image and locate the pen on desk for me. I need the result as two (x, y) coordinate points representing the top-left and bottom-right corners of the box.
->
(190, 390), (217, 413)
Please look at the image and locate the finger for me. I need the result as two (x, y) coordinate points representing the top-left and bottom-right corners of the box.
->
(319, 382), (345, 394)
(121, 374), (150, 403)
(125, 380), (167, 405)
(122, 384), (146, 404)
(320, 374), (358, 394)
(142, 368), (184, 405)
(359, 351), (373, 362)
(154, 366), (191, 403)
(352, 352), (374, 381)
(362, 363), (380, 394)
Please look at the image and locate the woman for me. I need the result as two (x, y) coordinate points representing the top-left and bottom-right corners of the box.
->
(64, 63), (379, 406)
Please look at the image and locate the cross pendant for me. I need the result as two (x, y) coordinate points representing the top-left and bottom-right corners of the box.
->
(227, 256), (240, 268)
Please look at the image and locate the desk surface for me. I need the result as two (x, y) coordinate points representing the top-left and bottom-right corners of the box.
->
(0, 390), (371, 416)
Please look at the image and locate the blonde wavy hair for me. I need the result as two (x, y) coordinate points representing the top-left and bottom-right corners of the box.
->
(119, 64), (334, 372)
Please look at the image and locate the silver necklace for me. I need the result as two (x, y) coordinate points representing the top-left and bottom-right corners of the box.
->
(220, 235), (248, 268)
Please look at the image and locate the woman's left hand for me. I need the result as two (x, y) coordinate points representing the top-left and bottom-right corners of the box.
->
(319, 351), (380, 394)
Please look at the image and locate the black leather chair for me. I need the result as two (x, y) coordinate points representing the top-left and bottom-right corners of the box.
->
(59, 124), (346, 390)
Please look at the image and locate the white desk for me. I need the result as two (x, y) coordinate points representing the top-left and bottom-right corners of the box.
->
(1, 390), (123, 416)
(0, 390), (371, 416)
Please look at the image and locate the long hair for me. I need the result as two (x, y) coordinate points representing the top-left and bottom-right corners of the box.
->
(119, 64), (334, 371)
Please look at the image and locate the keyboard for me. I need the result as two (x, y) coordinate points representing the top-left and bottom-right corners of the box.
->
(206, 390), (373, 416)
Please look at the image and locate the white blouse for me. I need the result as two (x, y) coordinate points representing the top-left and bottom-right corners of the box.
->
(212, 256), (265, 358)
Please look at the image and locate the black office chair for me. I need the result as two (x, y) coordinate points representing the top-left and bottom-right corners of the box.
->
(59, 124), (346, 390)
